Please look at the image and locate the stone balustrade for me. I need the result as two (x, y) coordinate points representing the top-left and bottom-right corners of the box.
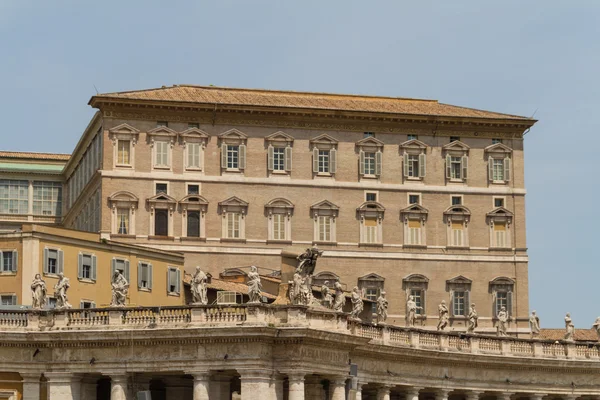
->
(1, 304), (599, 362)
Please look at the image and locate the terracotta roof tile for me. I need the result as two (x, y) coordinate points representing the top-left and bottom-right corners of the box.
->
(183, 275), (277, 300)
(0, 151), (70, 161)
(539, 329), (599, 342)
(92, 85), (534, 122)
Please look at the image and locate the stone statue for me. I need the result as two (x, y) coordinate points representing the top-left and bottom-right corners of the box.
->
(110, 270), (129, 307)
(31, 274), (47, 310)
(190, 266), (208, 305)
(564, 313), (575, 341)
(467, 303), (478, 334)
(332, 279), (345, 312)
(592, 317), (600, 342)
(529, 310), (541, 338)
(437, 300), (449, 331)
(349, 286), (363, 320)
(289, 247), (323, 306)
(405, 295), (422, 327)
(321, 281), (333, 308)
(247, 266), (262, 303)
(376, 291), (388, 323)
(496, 306), (509, 336)
(54, 272), (72, 309)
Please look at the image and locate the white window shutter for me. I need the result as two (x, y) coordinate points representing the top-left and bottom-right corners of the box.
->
(449, 290), (455, 317)
(504, 157), (511, 181)
(58, 250), (64, 274)
(198, 143), (204, 170)
(43, 248), (48, 274)
(445, 154), (451, 179)
(91, 255), (97, 281)
(465, 291), (470, 317)
(167, 269), (171, 292)
(137, 261), (142, 288)
(330, 148), (337, 174)
(421, 289), (426, 315)
(312, 148), (319, 173)
(375, 151), (382, 176)
(111, 259), (116, 279)
(78, 253), (83, 279)
(285, 146), (292, 172)
(221, 144), (228, 168)
(267, 145), (274, 171)
(507, 291), (513, 317)
(166, 143), (170, 166)
(176, 269), (181, 294)
(403, 154), (409, 177)
(359, 150), (365, 175)
(492, 292), (498, 318)
(419, 153), (426, 178)
(91, 301), (96, 308)
(80, 300), (85, 308)
(488, 157), (494, 181)
(124, 260), (130, 282)
(0, 251), (3, 270)
(462, 155), (468, 180)
(239, 144), (246, 169)
(11, 251), (17, 272)
(148, 264), (153, 289)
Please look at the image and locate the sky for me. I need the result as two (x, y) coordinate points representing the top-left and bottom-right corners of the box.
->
(0, 1), (598, 327)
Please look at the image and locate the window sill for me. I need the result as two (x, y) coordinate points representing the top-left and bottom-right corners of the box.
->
(490, 180), (508, 185)
(115, 164), (133, 168)
(403, 244), (427, 249)
(78, 278), (96, 284)
(148, 235), (175, 240)
(220, 238), (247, 244)
(359, 242), (383, 248)
(312, 241), (337, 246)
(267, 240), (292, 245)
(0, 271), (17, 276)
(185, 167), (203, 172)
(405, 177), (423, 182)
(153, 166), (171, 170)
(361, 174), (378, 179)
(167, 292), (181, 297)
(446, 246), (470, 250)
(270, 170), (289, 175)
(181, 236), (207, 242)
(315, 172), (333, 177)
(488, 247), (513, 252)
(43, 273), (60, 278)
(448, 179), (466, 184)
(111, 234), (136, 239)
(223, 168), (242, 173)
(138, 287), (151, 293)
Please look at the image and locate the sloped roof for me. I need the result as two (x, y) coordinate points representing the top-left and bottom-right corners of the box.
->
(183, 275), (277, 300)
(0, 151), (70, 161)
(539, 329), (598, 342)
(91, 85), (534, 122)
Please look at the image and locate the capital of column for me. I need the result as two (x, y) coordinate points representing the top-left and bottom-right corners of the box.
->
(435, 389), (451, 400)
(109, 374), (128, 384)
(329, 376), (348, 386)
(44, 372), (81, 383)
(187, 370), (211, 381)
(405, 387), (424, 396)
(286, 372), (306, 383)
(20, 372), (42, 383)
(497, 392), (515, 400)
(466, 391), (484, 400)
(239, 369), (275, 382)
(528, 395), (545, 400)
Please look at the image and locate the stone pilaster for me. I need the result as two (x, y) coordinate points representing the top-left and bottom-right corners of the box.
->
(240, 370), (274, 400)
(21, 373), (41, 400)
(45, 372), (81, 400)
(287, 372), (305, 400)
(329, 377), (347, 400)
(110, 375), (128, 400)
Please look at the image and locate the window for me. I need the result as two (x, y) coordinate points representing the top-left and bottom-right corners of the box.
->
(402, 274), (428, 317)
(272, 214), (285, 240)
(187, 142), (201, 169)
(494, 198), (505, 208)
(493, 221), (507, 247)
(363, 132), (374, 138)
(117, 140), (131, 165)
(226, 212), (241, 238)
(117, 208), (130, 234)
(138, 262), (153, 290)
(155, 183), (168, 195)
(43, 248), (63, 275)
(451, 222), (464, 246)
(364, 152), (375, 175)
(167, 267), (181, 294)
(0, 251), (17, 272)
(490, 277), (514, 318)
(487, 207), (513, 248)
(227, 145), (240, 169)
(446, 276), (471, 317)
(450, 156), (462, 179)
(187, 184), (200, 195)
(318, 150), (330, 173)
(451, 196), (462, 206)
(317, 216), (331, 241)
(272, 147), (285, 171)
(266, 132), (294, 174)
(496, 292), (508, 316)
(453, 291), (466, 316)
(33, 182), (62, 216)
(109, 191), (138, 236)
(80, 300), (95, 309)
(157, 121), (168, 127)
(411, 289), (424, 315)
(219, 196), (248, 240)
(265, 198), (294, 242)
(364, 218), (378, 243)
(0, 295), (16, 306)
(311, 134), (338, 176)
(406, 154), (420, 178)
(408, 194), (421, 205)
(358, 202), (385, 245)
(444, 205), (470, 248)
(485, 144), (512, 184)
(407, 134), (418, 141)
(220, 129), (248, 172)
(407, 219), (422, 245)
(365, 192), (377, 202)
(492, 138), (502, 144)
(360, 151), (382, 177)
(78, 253), (97, 281)
(365, 288), (378, 313)
(450, 136), (460, 143)
(112, 258), (130, 282)
(154, 209), (169, 236)
(187, 211), (200, 237)
(188, 123), (199, 129)
(358, 273), (385, 315)
(401, 201), (427, 246)
(311, 200), (338, 242)
(154, 141), (170, 167)
(2, 180), (28, 215)
(492, 158), (505, 181)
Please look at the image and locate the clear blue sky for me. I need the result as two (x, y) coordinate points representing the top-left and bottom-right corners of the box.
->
(1, 1), (598, 327)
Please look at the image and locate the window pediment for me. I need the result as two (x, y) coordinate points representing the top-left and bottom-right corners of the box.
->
(400, 139), (428, 153)
(108, 191), (139, 208)
(147, 193), (177, 207)
(220, 268), (247, 279)
(313, 271), (339, 287)
(265, 131), (294, 145)
(357, 201), (385, 220)
(179, 128), (210, 144)
(310, 134), (338, 149)
(446, 275), (472, 291)
(490, 276), (514, 286)
(444, 205), (471, 223)
(109, 123), (140, 144)
(356, 136), (384, 151)
(486, 207), (514, 224)
(218, 196), (249, 214)
(219, 128), (248, 144)
(265, 198), (294, 215)
(311, 200), (340, 217)
(179, 195), (208, 212)
(443, 140), (470, 154)
(147, 126), (178, 145)
(485, 143), (513, 155)
(489, 277), (515, 293)
(403, 273), (429, 290)
(400, 204), (428, 221)
(359, 272), (385, 282)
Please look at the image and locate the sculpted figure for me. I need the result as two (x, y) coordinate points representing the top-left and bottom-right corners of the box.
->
(592, 317), (600, 342)
(437, 300), (449, 331)
(496, 306), (509, 336)
(54, 272), (72, 309)
(247, 266), (262, 303)
(296, 246), (323, 276)
(529, 310), (541, 338)
(321, 281), (333, 308)
(564, 313), (575, 341)
(467, 303), (478, 334)
(289, 247), (322, 306)
(332, 279), (345, 312)
(190, 266), (208, 305)
(376, 291), (388, 323)
(349, 286), (363, 320)
(110, 270), (129, 307)
(31, 274), (47, 310)
(405, 295), (422, 327)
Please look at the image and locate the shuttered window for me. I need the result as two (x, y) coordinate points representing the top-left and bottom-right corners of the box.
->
(273, 214), (286, 240)
(226, 212), (241, 239)
(111, 259), (130, 282)
(407, 219), (422, 245)
(494, 222), (507, 247)
(187, 142), (201, 169)
(451, 221), (464, 247)
(167, 267), (181, 294)
(78, 253), (97, 281)
(138, 262), (153, 289)
(0, 251), (17, 272)
(452, 291), (467, 316)
(318, 216), (332, 242)
(411, 289), (425, 315)
(364, 218), (378, 243)
(117, 208), (129, 234)
(117, 140), (131, 165)
(154, 141), (170, 167)
(43, 248), (63, 275)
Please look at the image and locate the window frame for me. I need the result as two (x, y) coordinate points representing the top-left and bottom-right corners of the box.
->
(446, 276), (472, 318)
(77, 252), (97, 282)
(444, 205), (471, 248)
(0, 180), (29, 215)
(311, 200), (339, 243)
(402, 274), (429, 319)
(358, 273), (385, 316)
(167, 266), (181, 296)
(489, 277), (514, 319)
(219, 129), (248, 173)
(310, 134), (338, 177)
(357, 201), (385, 246)
(485, 143), (513, 185)
(487, 207), (513, 249)
(218, 196), (248, 241)
(109, 124), (139, 169)
(266, 131), (295, 176)
(265, 198), (294, 242)
(43, 247), (63, 276)
(0, 294), (17, 306)
(0, 250), (17, 274)
(443, 141), (470, 183)
(400, 204), (428, 247)
(180, 128), (209, 172)
(108, 191), (139, 236)
(138, 261), (153, 291)
(356, 136), (384, 179)
(400, 139), (427, 181)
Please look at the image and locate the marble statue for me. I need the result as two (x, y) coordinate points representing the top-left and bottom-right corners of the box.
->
(529, 310), (541, 338)
(592, 317), (600, 342)
(289, 246), (323, 306)
(332, 279), (345, 312)
(54, 272), (72, 309)
(321, 281), (333, 308)
(564, 313), (575, 341)
(110, 270), (129, 307)
(247, 266), (262, 303)
(190, 266), (208, 305)
(467, 303), (478, 334)
(496, 306), (509, 336)
(31, 274), (47, 310)
(349, 286), (363, 319)
(376, 291), (388, 323)
(437, 300), (449, 331)
(405, 295), (422, 327)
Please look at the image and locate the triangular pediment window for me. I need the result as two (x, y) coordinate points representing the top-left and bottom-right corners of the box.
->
(219, 128), (248, 141)
(400, 139), (428, 151)
(109, 123), (140, 135)
(443, 140), (470, 154)
(265, 131), (294, 144)
(356, 136), (384, 148)
(485, 142), (513, 155)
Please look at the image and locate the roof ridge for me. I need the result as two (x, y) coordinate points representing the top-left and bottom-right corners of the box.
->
(438, 102), (533, 120)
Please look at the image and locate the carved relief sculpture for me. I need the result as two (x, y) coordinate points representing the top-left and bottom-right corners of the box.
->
(349, 286), (364, 320)
(405, 295), (422, 327)
(321, 281), (333, 308)
(332, 279), (345, 312)
(467, 303), (478, 333)
(376, 291), (388, 323)
(54, 272), (72, 309)
(247, 266), (262, 303)
(529, 310), (541, 338)
(31, 274), (47, 310)
(110, 270), (129, 307)
(190, 266), (208, 305)
(592, 317), (600, 342)
(437, 300), (449, 331)
(289, 246), (323, 306)
(496, 306), (509, 336)
(564, 313), (575, 341)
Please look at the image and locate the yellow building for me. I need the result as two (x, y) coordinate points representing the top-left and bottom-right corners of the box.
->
(0, 224), (185, 308)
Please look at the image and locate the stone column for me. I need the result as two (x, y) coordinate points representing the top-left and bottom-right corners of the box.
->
(355, 382), (363, 400)
(110, 375), (128, 400)
(377, 385), (391, 400)
(81, 378), (98, 400)
(21, 373), (41, 400)
(210, 375), (231, 400)
(187, 372), (210, 400)
(45, 372), (81, 400)
(240, 370), (274, 400)
(529, 394), (545, 400)
(271, 375), (284, 400)
(435, 389), (451, 400)
(466, 391), (484, 400)
(405, 387), (422, 400)
(304, 375), (323, 400)
(288, 373), (305, 400)
(329, 377), (347, 400)
(497, 392), (514, 400)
